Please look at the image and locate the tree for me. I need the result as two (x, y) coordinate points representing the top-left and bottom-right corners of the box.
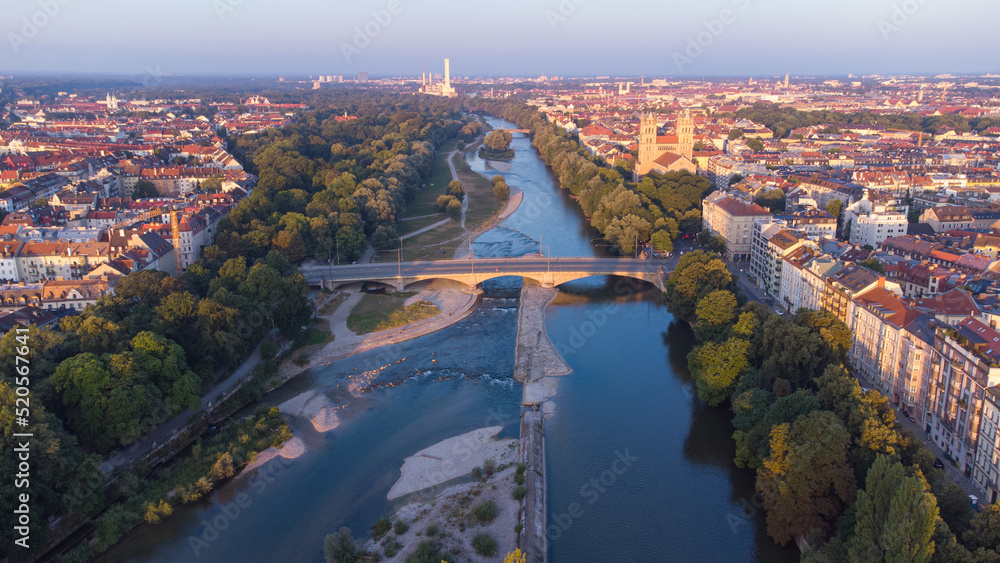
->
(849, 455), (938, 563)
(964, 503), (1000, 553)
(448, 180), (465, 199)
(689, 337), (750, 406)
(729, 128), (745, 140)
(728, 173), (745, 186)
(132, 179), (159, 198)
(665, 251), (732, 323)
(860, 258), (885, 275)
(755, 188), (786, 213)
(202, 175), (224, 192)
(698, 229), (726, 254)
(323, 527), (357, 563)
(493, 178), (510, 201)
(747, 138), (765, 151)
(484, 129), (513, 152)
(695, 289), (737, 341)
(651, 229), (673, 254)
(757, 410), (857, 546)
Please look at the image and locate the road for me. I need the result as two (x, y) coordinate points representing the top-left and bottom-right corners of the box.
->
(300, 256), (667, 285)
(100, 329), (281, 475)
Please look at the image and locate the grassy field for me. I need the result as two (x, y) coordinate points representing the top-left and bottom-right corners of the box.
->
(346, 291), (441, 335)
(407, 139), (458, 217)
(399, 214), (449, 237)
(454, 151), (504, 225)
(382, 128), (507, 262)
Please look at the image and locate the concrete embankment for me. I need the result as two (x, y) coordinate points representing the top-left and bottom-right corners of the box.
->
(520, 409), (547, 563)
(514, 282), (571, 563)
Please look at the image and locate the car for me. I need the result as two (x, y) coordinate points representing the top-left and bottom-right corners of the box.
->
(934, 458), (944, 469)
(902, 410), (911, 419)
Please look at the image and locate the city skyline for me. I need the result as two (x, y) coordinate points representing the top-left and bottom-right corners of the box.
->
(2, 0), (999, 77)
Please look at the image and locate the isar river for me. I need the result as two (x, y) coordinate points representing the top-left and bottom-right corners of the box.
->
(100, 117), (796, 562)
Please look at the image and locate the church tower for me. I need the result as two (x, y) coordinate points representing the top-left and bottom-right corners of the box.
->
(677, 109), (693, 161)
(637, 113), (658, 175)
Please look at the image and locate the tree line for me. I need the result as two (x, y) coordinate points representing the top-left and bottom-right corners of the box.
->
(463, 100), (714, 255)
(718, 103), (1000, 139)
(226, 92), (466, 261)
(667, 251), (1000, 562)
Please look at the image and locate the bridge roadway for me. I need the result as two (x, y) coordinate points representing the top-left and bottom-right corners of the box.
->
(300, 256), (669, 291)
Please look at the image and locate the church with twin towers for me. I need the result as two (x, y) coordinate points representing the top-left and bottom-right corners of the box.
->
(636, 109), (696, 176)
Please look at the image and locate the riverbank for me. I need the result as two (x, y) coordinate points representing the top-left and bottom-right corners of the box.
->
(276, 281), (480, 383)
(387, 426), (518, 500)
(367, 429), (521, 562)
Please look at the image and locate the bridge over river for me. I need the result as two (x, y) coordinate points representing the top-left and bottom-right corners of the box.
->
(300, 256), (670, 292)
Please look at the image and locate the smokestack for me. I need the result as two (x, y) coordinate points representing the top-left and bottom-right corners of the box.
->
(444, 58), (451, 91)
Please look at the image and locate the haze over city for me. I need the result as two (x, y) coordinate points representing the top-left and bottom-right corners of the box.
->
(4, 0), (1000, 76)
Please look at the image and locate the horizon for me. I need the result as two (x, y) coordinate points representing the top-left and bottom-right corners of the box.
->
(3, 0), (998, 77)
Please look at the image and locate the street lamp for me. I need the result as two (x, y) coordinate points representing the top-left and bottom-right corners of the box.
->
(397, 236), (402, 279)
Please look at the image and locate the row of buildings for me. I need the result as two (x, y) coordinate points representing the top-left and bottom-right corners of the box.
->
(703, 186), (1000, 504)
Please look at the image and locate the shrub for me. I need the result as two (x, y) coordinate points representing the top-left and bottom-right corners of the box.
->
(406, 541), (456, 563)
(512, 485), (526, 501)
(514, 523), (523, 534)
(472, 500), (498, 523)
(483, 458), (497, 477)
(472, 533), (499, 556)
(425, 523), (439, 537)
(514, 471), (524, 485)
(394, 519), (409, 535)
(372, 517), (392, 538)
(384, 539), (402, 557)
(471, 466), (483, 480)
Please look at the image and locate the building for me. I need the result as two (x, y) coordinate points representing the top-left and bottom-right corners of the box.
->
(774, 210), (837, 240)
(702, 192), (771, 261)
(922, 206), (974, 233)
(824, 264), (883, 325)
(750, 224), (810, 299)
(930, 317), (1000, 477)
(974, 388), (1000, 503)
(636, 111), (695, 176)
(421, 59), (457, 98)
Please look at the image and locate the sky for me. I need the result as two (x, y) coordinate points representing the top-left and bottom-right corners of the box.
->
(2, 0), (998, 78)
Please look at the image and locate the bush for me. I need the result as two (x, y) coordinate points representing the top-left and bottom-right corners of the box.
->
(425, 523), (439, 537)
(514, 471), (524, 486)
(260, 339), (277, 360)
(384, 539), (402, 557)
(483, 458), (497, 477)
(472, 500), (498, 523)
(293, 352), (310, 366)
(372, 517), (392, 538)
(514, 523), (523, 534)
(394, 519), (409, 535)
(471, 466), (483, 480)
(472, 533), (498, 556)
(512, 485), (526, 501)
(406, 541), (456, 563)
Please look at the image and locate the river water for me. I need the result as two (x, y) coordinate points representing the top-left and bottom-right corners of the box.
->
(100, 117), (795, 562)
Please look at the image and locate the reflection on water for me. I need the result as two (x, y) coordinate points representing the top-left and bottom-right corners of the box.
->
(100, 115), (794, 563)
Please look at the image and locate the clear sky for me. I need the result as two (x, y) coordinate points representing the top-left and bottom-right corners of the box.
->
(2, 0), (998, 78)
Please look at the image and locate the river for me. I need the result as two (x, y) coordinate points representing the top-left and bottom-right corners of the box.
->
(99, 116), (796, 562)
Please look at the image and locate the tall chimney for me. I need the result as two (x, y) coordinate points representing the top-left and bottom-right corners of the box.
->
(444, 58), (451, 91)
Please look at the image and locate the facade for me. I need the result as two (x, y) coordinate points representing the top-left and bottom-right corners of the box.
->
(974, 388), (1000, 504)
(750, 224), (808, 299)
(930, 318), (1000, 477)
(702, 192), (772, 261)
(637, 111), (694, 176)
(850, 211), (908, 248)
(921, 205), (974, 232)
